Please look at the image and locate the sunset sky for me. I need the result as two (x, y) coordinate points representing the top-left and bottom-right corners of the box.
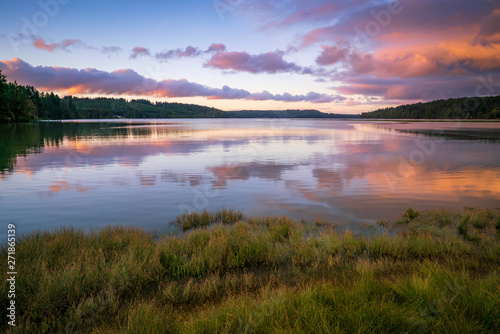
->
(1, 0), (499, 114)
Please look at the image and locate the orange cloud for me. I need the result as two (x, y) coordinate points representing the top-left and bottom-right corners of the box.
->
(32, 37), (86, 52)
(33, 38), (59, 52)
(372, 41), (500, 79)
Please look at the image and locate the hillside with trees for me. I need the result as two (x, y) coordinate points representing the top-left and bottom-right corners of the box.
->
(70, 97), (226, 119)
(361, 96), (500, 119)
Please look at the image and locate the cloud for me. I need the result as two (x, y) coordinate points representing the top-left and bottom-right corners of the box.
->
(205, 50), (303, 74)
(346, 99), (361, 106)
(316, 45), (348, 65)
(14, 34), (121, 55)
(318, 35), (500, 100)
(129, 46), (151, 59)
(261, 1), (339, 30)
(33, 38), (59, 52)
(473, 9), (500, 46)
(32, 37), (86, 52)
(101, 46), (123, 54)
(207, 43), (226, 52)
(334, 73), (500, 101)
(315, 42), (374, 76)
(155, 46), (202, 61)
(0, 58), (340, 103)
(298, 0), (497, 48)
(322, 40), (500, 79)
(61, 39), (82, 48)
(249, 90), (343, 103)
(237, 0), (369, 32)
(130, 44), (227, 62)
(229, 0), (500, 103)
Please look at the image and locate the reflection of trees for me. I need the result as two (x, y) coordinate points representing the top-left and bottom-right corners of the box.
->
(0, 122), (108, 173)
(0, 122), (118, 174)
(396, 129), (500, 142)
(0, 122), (203, 175)
(0, 123), (44, 173)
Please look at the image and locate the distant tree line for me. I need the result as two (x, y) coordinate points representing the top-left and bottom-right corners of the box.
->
(71, 97), (226, 119)
(361, 96), (500, 119)
(226, 109), (359, 118)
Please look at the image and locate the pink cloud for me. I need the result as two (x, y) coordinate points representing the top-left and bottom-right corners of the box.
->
(12, 34), (120, 55)
(0, 58), (340, 103)
(315, 42), (374, 75)
(297, 0), (497, 48)
(316, 45), (348, 65)
(346, 99), (361, 106)
(473, 9), (500, 45)
(33, 37), (85, 52)
(334, 72), (500, 101)
(207, 43), (226, 52)
(129, 46), (151, 59)
(205, 50), (302, 74)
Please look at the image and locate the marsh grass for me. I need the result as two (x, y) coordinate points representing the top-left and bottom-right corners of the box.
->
(1, 207), (499, 333)
(174, 209), (244, 231)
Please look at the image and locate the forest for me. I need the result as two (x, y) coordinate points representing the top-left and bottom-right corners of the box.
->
(361, 95), (500, 119)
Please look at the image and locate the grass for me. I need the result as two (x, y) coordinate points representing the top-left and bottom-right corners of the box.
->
(1, 207), (499, 333)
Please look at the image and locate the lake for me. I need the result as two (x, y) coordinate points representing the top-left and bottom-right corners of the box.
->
(1, 119), (500, 236)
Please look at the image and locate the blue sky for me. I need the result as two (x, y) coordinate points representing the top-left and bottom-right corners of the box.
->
(1, 0), (499, 113)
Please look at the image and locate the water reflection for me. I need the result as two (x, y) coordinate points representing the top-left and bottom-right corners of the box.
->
(1, 119), (499, 234)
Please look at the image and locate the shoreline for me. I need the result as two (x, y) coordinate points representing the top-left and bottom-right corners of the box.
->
(1, 207), (499, 333)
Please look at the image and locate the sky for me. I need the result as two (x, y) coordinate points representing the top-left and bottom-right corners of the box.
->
(0, 0), (499, 114)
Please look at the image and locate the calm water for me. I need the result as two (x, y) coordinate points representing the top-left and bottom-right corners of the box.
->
(1, 119), (500, 235)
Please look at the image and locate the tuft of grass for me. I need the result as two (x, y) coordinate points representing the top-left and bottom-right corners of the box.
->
(0, 207), (498, 333)
(398, 207), (420, 224)
(173, 208), (243, 231)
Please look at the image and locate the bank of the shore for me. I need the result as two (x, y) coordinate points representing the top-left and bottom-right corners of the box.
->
(1, 207), (499, 333)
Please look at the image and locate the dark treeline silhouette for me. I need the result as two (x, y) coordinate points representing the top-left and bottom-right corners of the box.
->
(361, 96), (500, 119)
(0, 71), (38, 122)
(226, 109), (359, 118)
(72, 97), (226, 119)
(0, 70), (81, 122)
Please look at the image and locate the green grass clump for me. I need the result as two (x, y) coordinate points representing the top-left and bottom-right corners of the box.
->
(399, 207), (420, 224)
(173, 208), (243, 231)
(0, 207), (499, 333)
